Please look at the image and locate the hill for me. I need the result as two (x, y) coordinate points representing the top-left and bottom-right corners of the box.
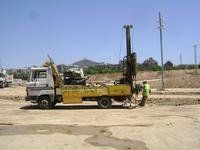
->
(72, 59), (101, 67)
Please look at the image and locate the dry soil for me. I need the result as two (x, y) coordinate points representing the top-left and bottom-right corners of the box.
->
(0, 99), (200, 150)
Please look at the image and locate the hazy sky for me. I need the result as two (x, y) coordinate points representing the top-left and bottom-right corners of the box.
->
(0, 0), (199, 68)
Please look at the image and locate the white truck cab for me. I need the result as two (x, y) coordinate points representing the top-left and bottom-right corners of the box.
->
(26, 67), (55, 106)
(0, 72), (6, 88)
(0, 68), (13, 88)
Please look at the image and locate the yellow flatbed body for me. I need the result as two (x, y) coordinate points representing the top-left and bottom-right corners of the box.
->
(56, 84), (131, 104)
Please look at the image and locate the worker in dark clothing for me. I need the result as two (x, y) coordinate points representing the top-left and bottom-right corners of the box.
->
(139, 80), (151, 106)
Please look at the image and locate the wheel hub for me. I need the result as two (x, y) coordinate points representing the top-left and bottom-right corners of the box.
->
(102, 100), (108, 106)
(41, 100), (49, 108)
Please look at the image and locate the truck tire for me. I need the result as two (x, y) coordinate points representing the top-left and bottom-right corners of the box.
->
(51, 101), (57, 108)
(38, 96), (52, 109)
(2, 83), (5, 88)
(98, 97), (112, 109)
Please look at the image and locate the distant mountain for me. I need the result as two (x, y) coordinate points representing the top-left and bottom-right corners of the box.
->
(72, 59), (102, 67)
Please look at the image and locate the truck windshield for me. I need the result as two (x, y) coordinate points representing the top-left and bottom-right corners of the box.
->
(31, 70), (47, 80)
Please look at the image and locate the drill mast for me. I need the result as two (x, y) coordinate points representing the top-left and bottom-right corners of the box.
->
(123, 25), (137, 93)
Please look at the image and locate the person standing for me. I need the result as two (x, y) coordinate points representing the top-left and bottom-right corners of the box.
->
(139, 80), (151, 106)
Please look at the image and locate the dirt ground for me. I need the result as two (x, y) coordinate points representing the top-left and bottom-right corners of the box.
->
(88, 69), (200, 89)
(0, 99), (200, 150)
(0, 86), (200, 150)
(0, 69), (199, 150)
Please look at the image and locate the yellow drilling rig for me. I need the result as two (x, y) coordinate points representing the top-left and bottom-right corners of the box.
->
(26, 25), (139, 109)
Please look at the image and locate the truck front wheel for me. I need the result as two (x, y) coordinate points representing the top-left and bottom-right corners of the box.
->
(38, 96), (52, 109)
(98, 97), (112, 109)
(1, 83), (5, 88)
(51, 101), (57, 108)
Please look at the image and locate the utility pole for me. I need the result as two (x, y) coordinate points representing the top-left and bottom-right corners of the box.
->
(158, 12), (165, 90)
(179, 52), (182, 65)
(194, 44), (198, 74)
(0, 58), (2, 69)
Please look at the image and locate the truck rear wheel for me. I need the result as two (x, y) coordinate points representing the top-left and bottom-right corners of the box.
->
(38, 96), (52, 109)
(98, 97), (112, 109)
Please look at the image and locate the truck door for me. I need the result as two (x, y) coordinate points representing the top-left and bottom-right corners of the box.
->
(32, 70), (48, 87)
